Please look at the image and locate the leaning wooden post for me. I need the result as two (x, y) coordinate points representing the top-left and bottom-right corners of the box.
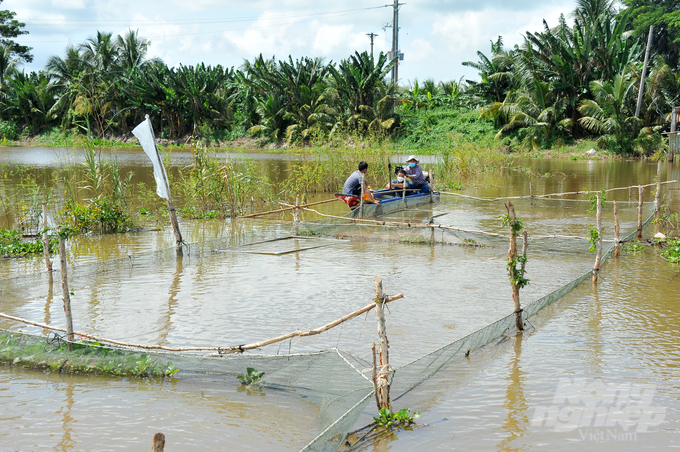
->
(613, 201), (621, 257)
(637, 186), (644, 239)
(41, 203), (52, 272)
(58, 232), (74, 350)
(505, 201), (524, 332)
(592, 193), (603, 284)
(374, 275), (392, 411)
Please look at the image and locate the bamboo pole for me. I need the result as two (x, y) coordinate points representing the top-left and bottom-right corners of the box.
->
(238, 198), (339, 219)
(58, 234), (74, 350)
(0, 293), (404, 353)
(592, 193), (603, 284)
(374, 275), (391, 411)
(152, 433), (165, 452)
(437, 180), (676, 202)
(360, 173), (365, 220)
(41, 203), (52, 272)
(637, 186), (644, 239)
(614, 201), (620, 257)
(505, 201), (523, 332)
(530, 182), (534, 207)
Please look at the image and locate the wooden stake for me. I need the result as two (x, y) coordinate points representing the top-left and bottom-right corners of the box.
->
(58, 234), (74, 350)
(41, 203), (52, 272)
(505, 201), (523, 332)
(637, 186), (644, 239)
(152, 433), (165, 452)
(614, 201), (620, 257)
(374, 275), (391, 411)
(530, 182), (534, 206)
(592, 193), (603, 284)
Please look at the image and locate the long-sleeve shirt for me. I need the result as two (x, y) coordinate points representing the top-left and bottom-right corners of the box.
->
(405, 164), (426, 185)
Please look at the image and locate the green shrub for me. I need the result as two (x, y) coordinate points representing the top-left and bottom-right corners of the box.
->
(61, 195), (133, 234)
(0, 120), (18, 140)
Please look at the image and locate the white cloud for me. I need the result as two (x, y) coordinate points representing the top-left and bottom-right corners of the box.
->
(52, 0), (87, 9)
(432, 5), (565, 55)
(312, 23), (355, 55)
(403, 38), (435, 63)
(7, 0), (577, 81)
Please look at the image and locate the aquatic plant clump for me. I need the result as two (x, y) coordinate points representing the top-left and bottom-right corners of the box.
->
(0, 330), (178, 378)
(661, 238), (680, 263)
(0, 229), (58, 257)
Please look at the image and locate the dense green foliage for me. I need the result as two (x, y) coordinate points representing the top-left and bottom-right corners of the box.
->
(0, 0), (678, 155)
(621, 0), (680, 69)
(470, 0), (679, 154)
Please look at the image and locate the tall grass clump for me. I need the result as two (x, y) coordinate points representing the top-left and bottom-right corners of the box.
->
(177, 141), (277, 218)
(59, 145), (135, 234)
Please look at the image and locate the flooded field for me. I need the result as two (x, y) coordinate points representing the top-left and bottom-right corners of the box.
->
(0, 147), (679, 451)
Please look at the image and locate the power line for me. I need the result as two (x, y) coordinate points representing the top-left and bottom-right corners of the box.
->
(22, 5), (388, 26)
(21, 10), (377, 44)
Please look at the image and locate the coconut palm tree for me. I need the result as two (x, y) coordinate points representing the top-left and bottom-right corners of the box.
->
(578, 72), (639, 150)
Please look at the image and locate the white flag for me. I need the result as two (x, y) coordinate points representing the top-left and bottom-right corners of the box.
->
(132, 115), (170, 200)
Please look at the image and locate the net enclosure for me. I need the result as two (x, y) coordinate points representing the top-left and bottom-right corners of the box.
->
(0, 188), (661, 451)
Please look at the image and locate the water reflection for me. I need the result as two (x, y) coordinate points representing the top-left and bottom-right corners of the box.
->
(497, 334), (528, 452)
(157, 255), (183, 345)
(43, 273), (53, 335)
(55, 379), (75, 451)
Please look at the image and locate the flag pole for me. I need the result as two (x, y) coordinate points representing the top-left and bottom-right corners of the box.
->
(145, 115), (183, 251)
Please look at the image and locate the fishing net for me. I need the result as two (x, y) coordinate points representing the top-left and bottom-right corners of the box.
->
(0, 189), (660, 452)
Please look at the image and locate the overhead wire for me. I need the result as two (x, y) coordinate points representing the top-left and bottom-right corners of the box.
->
(20, 6), (389, 45)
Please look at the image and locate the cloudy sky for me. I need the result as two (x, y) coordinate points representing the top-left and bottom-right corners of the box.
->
(8, 0), (573, 86)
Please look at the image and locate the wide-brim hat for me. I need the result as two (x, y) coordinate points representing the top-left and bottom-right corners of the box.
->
(406, 155), (418, 162)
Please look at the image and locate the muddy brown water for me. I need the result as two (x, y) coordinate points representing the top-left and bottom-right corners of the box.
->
(0, 147), (679, 451)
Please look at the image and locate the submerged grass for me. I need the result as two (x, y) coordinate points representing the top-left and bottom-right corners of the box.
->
(0, 330), (178, 378)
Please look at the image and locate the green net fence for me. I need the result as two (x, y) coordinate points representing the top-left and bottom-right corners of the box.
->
(0, 196), (658, 452)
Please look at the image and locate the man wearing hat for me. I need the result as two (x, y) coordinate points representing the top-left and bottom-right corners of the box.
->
(404, 155), (430, 193)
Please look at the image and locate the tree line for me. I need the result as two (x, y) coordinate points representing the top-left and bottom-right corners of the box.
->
(0, 0), (678, 154)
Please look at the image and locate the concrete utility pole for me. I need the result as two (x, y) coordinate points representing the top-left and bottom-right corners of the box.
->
(390, 0), (400, 85)
(635, 25), (654, 119)
(366, 32), (378, 57)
